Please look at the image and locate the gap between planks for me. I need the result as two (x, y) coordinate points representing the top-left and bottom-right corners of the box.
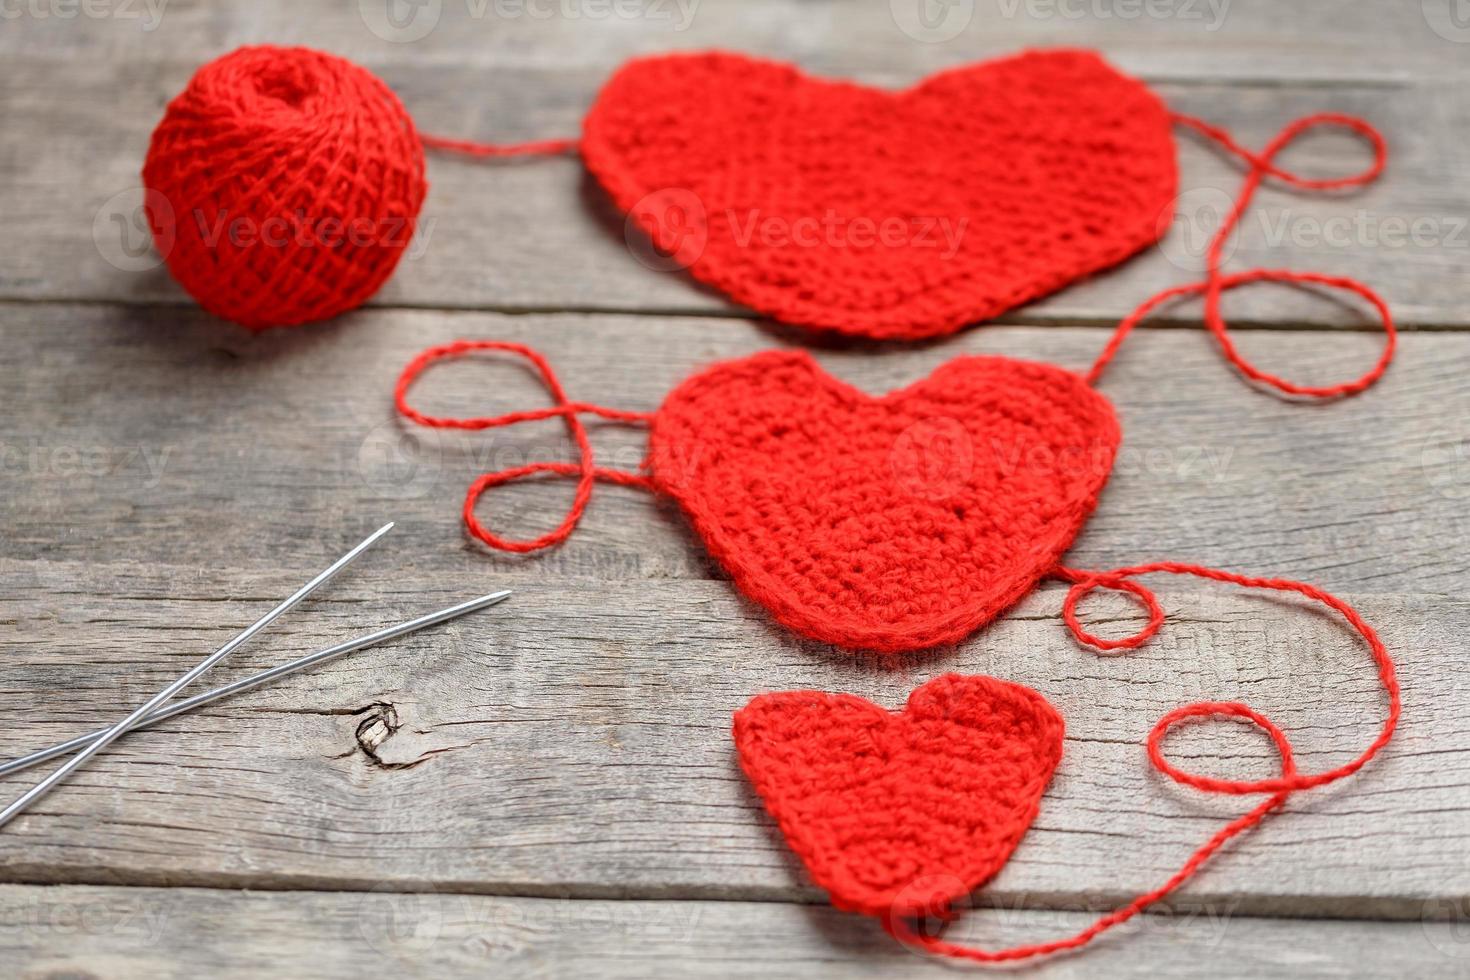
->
(0, 295), (1446, 334)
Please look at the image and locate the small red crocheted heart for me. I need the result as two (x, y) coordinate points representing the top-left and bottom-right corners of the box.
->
(734, 673), (1064, 918)
(648, 351), (1119, 651)
(582, 49), (1176, 340)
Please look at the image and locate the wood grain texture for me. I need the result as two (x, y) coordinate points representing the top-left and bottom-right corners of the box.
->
(0, 1), (1466, 975)
(0, 304), (1461, 594)
(0, 560), (1460, 916)
(5, 0), (1469, 82)
(3, 884), (1467, 980)
(2, 13), (1468, 326)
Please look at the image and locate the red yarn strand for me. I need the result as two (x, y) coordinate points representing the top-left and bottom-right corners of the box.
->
(1059, 562), (1399, 794)
(394, 340), (653, 552)
(886, 561), (1399, 963)
(886, 788), (1288, 963)
(1086, 113), (1396, 399)
(420, 133), (578, 158)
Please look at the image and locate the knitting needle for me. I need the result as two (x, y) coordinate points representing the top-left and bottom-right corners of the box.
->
(0, 589), (511, 779)
(0, 522), (394, 830)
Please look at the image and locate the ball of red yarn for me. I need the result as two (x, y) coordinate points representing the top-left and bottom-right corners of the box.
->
(142, 46), (427, 330)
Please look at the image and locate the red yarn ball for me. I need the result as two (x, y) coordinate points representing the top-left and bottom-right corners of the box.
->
(142, 46), (427, 330)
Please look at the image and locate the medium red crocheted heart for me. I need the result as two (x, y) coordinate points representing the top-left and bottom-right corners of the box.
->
(582, 49), (1177, 340)
(648, 351), (1119, 651)
(734, 673), (1065, 918)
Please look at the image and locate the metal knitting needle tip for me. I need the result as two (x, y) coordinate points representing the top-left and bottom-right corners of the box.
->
(0, 589), (511, 780)
(0, 522), (394, 831)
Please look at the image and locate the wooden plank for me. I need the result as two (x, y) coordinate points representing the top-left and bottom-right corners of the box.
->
(2, 884), (1465, 980)
(0, 561), (1461, 916)
(2, 3), (1462, 973)
(0, 304), (1462, 595)
(4, 0), (1467, 83)
(3, 48), (1467, 326)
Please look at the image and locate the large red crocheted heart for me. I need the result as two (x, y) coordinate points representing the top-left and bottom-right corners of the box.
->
(648, 351), (1119, 651)
(734, 673), (1065, 918)
(582, 49), (1177, 340)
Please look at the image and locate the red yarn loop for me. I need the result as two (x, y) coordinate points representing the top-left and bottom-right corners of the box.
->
(1058, 561), (1400, 793)
(1149, 701), (1299, 797)
(1174, 112), (1386, 191)
(394, 340), (653, 553)
(1087, 112), (1396, 399)
(888, 560), (1399, 963)
(1060, 573), (1164, 651)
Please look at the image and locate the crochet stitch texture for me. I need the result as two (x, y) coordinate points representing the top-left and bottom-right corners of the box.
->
(393, 342), (1116, 652)
(391, 84), (1393, 655)
(648, 350), (1120, 650)
(734, 674), (1064, 917)
(582, 49), (1177, 340)
(143, 46), (427, 329)
(736, 561), (1400, 962)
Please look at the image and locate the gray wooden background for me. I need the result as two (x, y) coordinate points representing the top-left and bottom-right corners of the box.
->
(2, 1), (1469, 977)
